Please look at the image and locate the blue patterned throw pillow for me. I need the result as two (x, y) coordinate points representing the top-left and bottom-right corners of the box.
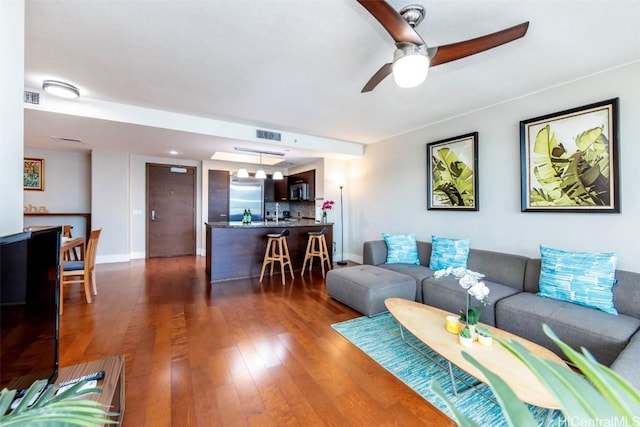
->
(382, 233), (420, 265)
(538, 245), (619, 315)
(429, 235), (470, 270)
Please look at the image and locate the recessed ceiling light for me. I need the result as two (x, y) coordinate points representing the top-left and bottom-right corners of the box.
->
(42, 80), (80, 99)
(169, 150), (178, 155)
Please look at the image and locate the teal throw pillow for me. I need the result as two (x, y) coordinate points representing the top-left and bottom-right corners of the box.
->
(538, 245), (619, 315)
(382, 233), (420, 265)
(429, 235), (470, 270)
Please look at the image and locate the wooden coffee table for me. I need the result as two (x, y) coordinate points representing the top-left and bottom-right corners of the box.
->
(385, 297), (569, 410)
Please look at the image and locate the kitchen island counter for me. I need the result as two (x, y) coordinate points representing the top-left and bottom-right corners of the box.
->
(205, 222), (333, 282)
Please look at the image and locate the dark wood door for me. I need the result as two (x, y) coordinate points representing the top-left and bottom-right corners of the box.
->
(147, 164), (196, 258)
(207, 170), (229, 222)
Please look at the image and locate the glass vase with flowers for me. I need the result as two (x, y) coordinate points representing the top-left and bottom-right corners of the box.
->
(321, 200), (334, 223)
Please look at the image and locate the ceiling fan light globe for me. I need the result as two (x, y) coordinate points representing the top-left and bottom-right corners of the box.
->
(392, 54), (429, 88)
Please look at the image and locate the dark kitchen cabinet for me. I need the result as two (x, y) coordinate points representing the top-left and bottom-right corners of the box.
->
(265, 175), (287, 201)
(288, 169), (315, 201)
(208, 170), (229, 222)
(274, 176), (288, 201)
(264, 176), (275, 202)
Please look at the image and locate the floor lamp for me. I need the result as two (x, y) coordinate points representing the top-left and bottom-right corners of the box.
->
(337, 185), (347, 265)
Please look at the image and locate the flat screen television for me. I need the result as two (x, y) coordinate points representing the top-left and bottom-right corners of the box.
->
(0, 226), (61, 392)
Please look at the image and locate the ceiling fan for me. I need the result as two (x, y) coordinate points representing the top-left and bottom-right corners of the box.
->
(357, 0), (529, 92)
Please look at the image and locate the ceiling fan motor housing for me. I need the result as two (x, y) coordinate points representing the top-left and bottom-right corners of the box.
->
(394, 42), (428, 62)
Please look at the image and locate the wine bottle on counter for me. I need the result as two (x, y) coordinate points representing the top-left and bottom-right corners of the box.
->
(247, 209), (252, 224)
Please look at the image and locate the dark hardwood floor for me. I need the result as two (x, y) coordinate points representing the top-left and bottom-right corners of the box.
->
(58, 256), (454, 426)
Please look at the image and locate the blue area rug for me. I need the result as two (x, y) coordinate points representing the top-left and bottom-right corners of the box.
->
(332, 312), (566, 426)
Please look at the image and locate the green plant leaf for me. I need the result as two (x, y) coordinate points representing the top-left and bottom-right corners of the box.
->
(493, 335), (618, 420)
(432, 147), (474, 206)
(0, 380), (117, 426)
(542, 325), (640, 420)
(460, 351), (540, 427)
(531, 125), (568, 202)
(430, 380), (482, 427)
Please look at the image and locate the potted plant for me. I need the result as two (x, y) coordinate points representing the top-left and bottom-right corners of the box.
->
(458, 325), (473, 348)
(0, 379), (116, 426)
(459, 306), (481, 338)
(432, 325), (640, 427)
(476, 326), (492, 346)
(434, 267), (490, 339)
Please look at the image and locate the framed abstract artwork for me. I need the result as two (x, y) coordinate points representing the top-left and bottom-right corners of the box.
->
(24, 158), (44, 191)
(520, 98), (619, 213)
(426, 132), (478, 211)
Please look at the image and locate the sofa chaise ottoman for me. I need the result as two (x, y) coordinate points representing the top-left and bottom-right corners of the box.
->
(326, 265), (415, 316)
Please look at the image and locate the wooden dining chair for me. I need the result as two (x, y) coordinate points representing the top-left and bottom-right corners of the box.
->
(60, 228), (102, 314)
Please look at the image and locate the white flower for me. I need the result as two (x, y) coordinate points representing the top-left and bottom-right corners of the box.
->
(468, 281), (489, 301)
(434, 267), (454, 279)
(452, 267), (467, 278)
(433, 267), (490, 303)
(458, 274), (477, 289)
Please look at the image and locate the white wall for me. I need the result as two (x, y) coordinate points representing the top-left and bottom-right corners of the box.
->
(323, 158), (349, 262)
(348, 61), (640, 273)
(23, 149), (91, 213)
(23, 149), (91, 237)
(19, 149), (202, 261)
(92, 150), (130, 263)
(0, 0), (24, 236)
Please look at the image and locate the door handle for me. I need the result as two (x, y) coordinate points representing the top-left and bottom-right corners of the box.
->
(151, 210), (157, 221)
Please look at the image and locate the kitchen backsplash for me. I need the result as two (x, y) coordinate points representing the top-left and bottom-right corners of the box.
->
(264, 201), (316, 220)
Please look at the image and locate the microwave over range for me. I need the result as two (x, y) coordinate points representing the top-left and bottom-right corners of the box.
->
(289, 183), (309, 201)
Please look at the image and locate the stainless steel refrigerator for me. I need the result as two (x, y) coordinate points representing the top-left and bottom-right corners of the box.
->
(228, 177), (264, 221)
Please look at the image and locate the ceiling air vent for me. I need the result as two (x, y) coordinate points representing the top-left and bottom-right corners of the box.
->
(256, 129), (281, 141)
(24, 90), (40, 105)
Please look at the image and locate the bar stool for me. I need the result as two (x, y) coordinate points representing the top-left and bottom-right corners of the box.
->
(259, 229), (294, 285)
(301, 227), (332, 278)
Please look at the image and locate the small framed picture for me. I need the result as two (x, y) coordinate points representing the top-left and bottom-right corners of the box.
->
(24, 158), (44, 191)
(426, 132), (479, 211)
(520, 98), (619, 213)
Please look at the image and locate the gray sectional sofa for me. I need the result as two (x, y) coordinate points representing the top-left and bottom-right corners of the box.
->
(363, 239), (640, 389)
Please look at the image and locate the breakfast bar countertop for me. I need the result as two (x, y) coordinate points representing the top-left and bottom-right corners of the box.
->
(206, 219), (333, 228)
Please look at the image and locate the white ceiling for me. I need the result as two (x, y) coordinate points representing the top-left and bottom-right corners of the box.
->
(23, 0), (640, 166)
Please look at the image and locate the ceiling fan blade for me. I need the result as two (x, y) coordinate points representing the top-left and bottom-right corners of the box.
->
(430, 22), (529, 67)
(361, 63), (393, 93)
(357, 0), (424, 45)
